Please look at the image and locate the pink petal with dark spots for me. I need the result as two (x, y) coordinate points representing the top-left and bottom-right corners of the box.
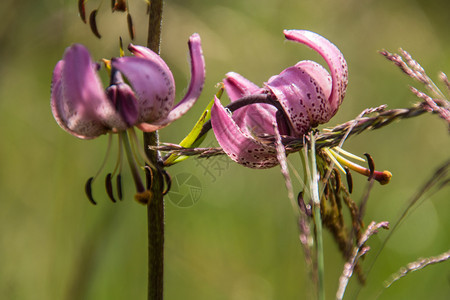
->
(223, 72), (261, 101)
(153, 33), (205, 125)
(284, 30), (348, 115)
(211, 97), (279, 169)
(129, 34), (205, 132)
(128, 43), (171, 73)
(223, 72), (277, 136)
(266, 64), (329, 136)
(294, 60), (332, 122)
(111, 55), (175, 124)
(52, 44), (124, 139)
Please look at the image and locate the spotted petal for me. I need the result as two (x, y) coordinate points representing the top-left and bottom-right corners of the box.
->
(152, 33), (205, 126)
(223, 72), (277, 137)
(223, 72), (261, 101)
(51, 44), (125, 139)
(266, 62), (331, 136)
(284, 30), (348, 115)
(294, 60), (332, 122)
(111, 52), (175, 125)
(117, 34), (205, 132)
(211, 97), (278, 169)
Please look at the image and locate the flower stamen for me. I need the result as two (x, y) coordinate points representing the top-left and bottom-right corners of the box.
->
(333, 146), (366, 162)
(145, 166), (153, 190)
(364, 153), (375, 181)
(85, 177), (96, 205)
(344, 167), (353, 193)
(128, 127), (155, 168)
(84, 133), (114, 205)
(328, 149), (392, 185)
(116, 174), (123, 200)
(120, 130), (145, 194)
(105, 173), (116, 202)
(113, 133), (124, 200)
(161, 169), (172, 195)
(324, 148), (346, 174)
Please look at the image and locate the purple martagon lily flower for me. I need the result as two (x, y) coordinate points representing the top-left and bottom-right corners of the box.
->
(50, 34), (205, 203)
(211, 30), (348, 169)
(51, 33), (205, 139)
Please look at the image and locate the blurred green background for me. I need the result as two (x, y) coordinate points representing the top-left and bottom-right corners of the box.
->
(0, 0), (449, 299)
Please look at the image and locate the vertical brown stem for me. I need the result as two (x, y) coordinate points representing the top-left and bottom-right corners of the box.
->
(145, 1), (164, 299)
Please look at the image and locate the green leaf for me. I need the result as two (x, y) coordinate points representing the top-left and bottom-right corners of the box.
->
(164, 86), (223, 165)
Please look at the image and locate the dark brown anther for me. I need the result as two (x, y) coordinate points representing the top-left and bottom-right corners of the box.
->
(85, 177), (97, 205)
(323, 183), (329, 197)
(297, 191), (305, 210)
(364, 153), (375, 181)
(112, 0), (127, 12)
(89, 10), (101, 39)
(344, 166), (353, 194)
(162, 169), (172, 195)
(116, 174), (123, 200)
(333, 168), (341, 193)
(297, 191), (312, 216)
(145, 166), (153, 190)
(78, 0), (86, 23)
(127, 13), (135, 40)
(105, 173), (116, 203)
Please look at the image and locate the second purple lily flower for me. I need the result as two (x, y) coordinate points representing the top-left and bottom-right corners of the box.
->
(51, 33), (205, 203)
(211, 30), (348, 168)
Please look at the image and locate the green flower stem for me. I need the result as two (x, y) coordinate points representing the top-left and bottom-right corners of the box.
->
(310, 133), (325, 300)
(144, 0), (164, 299)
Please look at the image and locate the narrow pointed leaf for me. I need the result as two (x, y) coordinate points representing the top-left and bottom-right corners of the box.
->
(165, 94), (218, 165)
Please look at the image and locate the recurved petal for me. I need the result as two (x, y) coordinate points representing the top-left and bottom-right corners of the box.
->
(211, 97), (279, 169)
(51, 60), (91, 138)
(128, 43), (169, 72)
(112, 55), (176, 124)
(57, 44), (121, 138)
(267, 65), (329, 136)
(148, 33), (206, 129)
(294, 60), (333, 123)
(222, 72), (277, 136)
(232, 103), (277, 137)
(284, 30), (348, 114)
(223, 72), (261, 101)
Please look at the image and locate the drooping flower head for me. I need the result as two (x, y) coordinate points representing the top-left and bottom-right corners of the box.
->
(211, 30), (348, 168)
(51, 33), (205, 203)
(52, 33), (204, 138)
(210, 30), (391, 185)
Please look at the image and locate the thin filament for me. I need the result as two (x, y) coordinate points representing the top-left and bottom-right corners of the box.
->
(121, 130), (145, 193)
(112, 133), (124, 176)
(92, 133), (114, 182)
(129, 127), (155, 168)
